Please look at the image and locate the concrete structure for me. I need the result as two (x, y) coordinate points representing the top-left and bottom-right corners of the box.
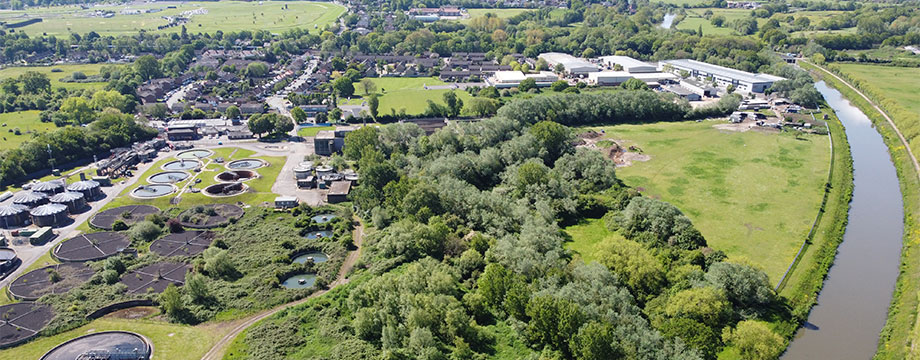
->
(327, 181), (351, 204)
(274, 196), (298, 209)
(538, 53), (598, 75)
(12, 191), (49, 208)
(31, 180), (65, 195)
(313, 127), (357, 156)
(0, 205), (29, 228)
(660, 59), (785, 93)
(49, 192), (86, 213)
(598, 56), (657, 73)
(30, 204), (68, 227)
(66, 180), (102, 200)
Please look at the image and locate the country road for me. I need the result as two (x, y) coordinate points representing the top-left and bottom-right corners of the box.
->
(199, 218), (365, 360)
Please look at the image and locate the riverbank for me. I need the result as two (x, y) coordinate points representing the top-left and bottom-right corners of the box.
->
(802, 61), (920, 359)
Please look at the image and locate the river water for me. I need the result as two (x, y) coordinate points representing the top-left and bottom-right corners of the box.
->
(660, 13), (675, 29)
(783, 81), (904, 359)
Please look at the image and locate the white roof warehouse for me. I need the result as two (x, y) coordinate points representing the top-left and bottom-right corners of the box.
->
(538, 52), (598, 75)
(660, 59), (785, 93)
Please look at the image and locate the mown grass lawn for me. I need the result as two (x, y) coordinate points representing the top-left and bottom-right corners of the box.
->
(0, 110), (55, 152)
(342, 77), (473, 115)
(0, 318), (224, 360)
(585, 120), (830, 281)
(297, 125), (334, 137)
(0, 1), (344, 36)
(0, 64), (113, 91)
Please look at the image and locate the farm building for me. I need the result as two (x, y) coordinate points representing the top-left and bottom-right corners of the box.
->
(30, 203), (69, 227)
(538, 53), (598, 75)
(660, 59), (784, 93)
(0, 205), (29, 228)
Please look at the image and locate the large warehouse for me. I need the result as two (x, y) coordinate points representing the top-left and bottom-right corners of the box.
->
(660, 59), (785, 93)
(598, 56), (657, 73)
(538, 53), (598, 75)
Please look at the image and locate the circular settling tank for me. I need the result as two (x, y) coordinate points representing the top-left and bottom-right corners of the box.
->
(215, 170), (258, 182)
(162, 159), (202, 171)
(202, 182), (248, 197)
(39, 331), (151, 360)
(226, 158), (266, 170)
(131, 184), (176, 198)
(176, 149), (214, 159)
(282, 273), (317, 289)
(311, 214), (337, 224)
(293, 252), (328, 264)
(304, 230), (333, 239)
(148, 171), (190, 184)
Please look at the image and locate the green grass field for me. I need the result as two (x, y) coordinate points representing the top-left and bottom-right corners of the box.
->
(297, 125), (334, 137)
(343, 77), (473, 115)
(0, 64), (112, 91)
(675, 8), (756, 35)
(0, 110), (56, 151)
(0, 318), (223, 360)
(462, 8), (535, 21)
(585, 120), (830, 281)
(651, 0), (712, 6)
(0, 1), (345, 36)
(563, 218), (628, 263)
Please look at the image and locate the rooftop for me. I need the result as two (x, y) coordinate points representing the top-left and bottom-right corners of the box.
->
(661, 59), (785, 84)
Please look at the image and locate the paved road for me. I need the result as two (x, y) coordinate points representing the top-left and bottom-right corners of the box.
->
(200, 219), (365, 360)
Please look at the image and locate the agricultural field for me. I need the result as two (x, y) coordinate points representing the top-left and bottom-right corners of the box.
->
(0, 64), (112, 91)
(0, 1), (345, 37)
(0, 317), (224, 360)
(583, 120), (830, 281)
(675, 8), (756, 35)
(462, 8), (535, 21)
(651, 0), (712, 7)
(0, 111), (54, 151)
(343, 77), (473, 115)
(843, 46), (920, 61)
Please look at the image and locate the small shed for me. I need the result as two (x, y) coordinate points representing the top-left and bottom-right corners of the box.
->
(29, 226), (55, 245)
(12, 191), (49, 208)
(50, 192), (87, 213)
(327, 181), (351, 204)
(32, 180), (65, 195)
(0, 204), (30, 229)
(66, 180), (102, 200)
(274, 196), (299, 209)
(30, 204), (69, 227)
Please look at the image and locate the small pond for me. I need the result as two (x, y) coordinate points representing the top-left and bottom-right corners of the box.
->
(176, 149), (214, 159)
(281, 273), (317, 289)
(148, 171), (190, 184)
(304, 230), (333, 240)
(131, 184), (175, 198)
(163, 159), (201, 171)
(227, 159), (266, 170)
(311, 214), (337, 224)
(292, 252), (328, 264)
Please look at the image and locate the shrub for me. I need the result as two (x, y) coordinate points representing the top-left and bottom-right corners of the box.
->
(112, 220), (128, 231)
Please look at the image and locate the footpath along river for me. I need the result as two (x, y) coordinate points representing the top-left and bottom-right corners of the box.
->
(783, 81), (904, 359)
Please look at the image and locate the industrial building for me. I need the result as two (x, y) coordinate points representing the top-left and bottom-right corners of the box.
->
(660, 59), (785, 93)
(313, 127), (358, 156)
(0, 205), (29, 228)
(66, 180), (102, 200)
(12, 191), (49, 208)
(274, 196), (298, 209)
(30, 203), (69, 227)
(663, 85), (701, 101)
(31, 180), (65, 195)
(327, 181), (351, 204)
(598, 56), (657, 73)
(538, 53), (598, 75)
(486, 71), (559, 88)
(50, 192), (87, 213)
(587, 71), (678, 87)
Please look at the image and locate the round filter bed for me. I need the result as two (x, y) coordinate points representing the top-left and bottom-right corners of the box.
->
(178, 204), (245, 229)
(54, 232), (130, 262)
(202, 182), (247, 197)
(39, 331), (151, 360)
(8, 263), (95, 301)
(131, 184), (176, 199)
(90, 205), (161, 230)
(281, 273), (317, 289)
(162, 159), (202, 171)
(148, 171), (190, 184)
(0, 302), (55, 349)
(120, 262), (188, 294)
(176, 149), (214, 159)
(226, 158), (267, 170)
(311, 214), (337, 224)
(304, 230), (333, 240)
(292, 251), (328, 264)
(215, 170), (258, 182)
(150, 231), (215, 257)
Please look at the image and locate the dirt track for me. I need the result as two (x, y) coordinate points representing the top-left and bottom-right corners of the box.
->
(199, 219), (365, 360)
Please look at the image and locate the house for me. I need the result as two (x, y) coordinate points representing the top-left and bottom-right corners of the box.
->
(274, 196), (298, 209)
(240, 103), (264, 115)
(327, 181), (351, 204)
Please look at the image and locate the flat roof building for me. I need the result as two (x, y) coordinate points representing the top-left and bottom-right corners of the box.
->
(598, 56), (657, 73)
(663, 85), (702, 101)
(327, 181), (351, 204)
(538, 53), (598, 75)
(660, 59), (785, 93)
(587, 71), (633, 86)
(487, 71), (559, 88)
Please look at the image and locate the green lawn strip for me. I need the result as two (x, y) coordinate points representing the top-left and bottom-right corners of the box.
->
(0, 64), (112, 91)
(346, 77), (474, 115)
(0, 318), (223, 360)
(589, 120), (829, 281)
(297, 126), (335, 137)
(0, 286), (15, 306)
(801, 62), (920, 359)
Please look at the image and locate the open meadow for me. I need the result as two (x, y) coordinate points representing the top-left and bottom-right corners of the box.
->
(0, 64), (112, 91)
(572, 120), (830, 281)
(344, 77), (474, 115)
(0, 1), (345, 37)
(0, 110), (55, 151)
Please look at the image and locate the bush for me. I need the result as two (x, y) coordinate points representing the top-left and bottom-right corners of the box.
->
(167, 218), (184, 233)
(112, 220), (128, 231)
(128, 221), (162, 243)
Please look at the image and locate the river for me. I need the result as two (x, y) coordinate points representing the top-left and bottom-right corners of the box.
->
(660, 13), (675, 29)
(783, 81), (904, 359)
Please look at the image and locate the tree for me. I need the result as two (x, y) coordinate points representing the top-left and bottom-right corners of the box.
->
(519, 78), (537, 92)
(554, 63), (565, 74)
(529, 120), (569, 162)
(333, 76), (355, 98)
(344, 126), (380, 160)
(291, 106), (308, 124)
(245, 62), (269, 77)
(535, 58), (549, 71)
(572, 321), (623, 360)
(225, 105), (241, 120)
(360, 78), (377, 95)
(186, 272), (209, 303)
(134, 55), (161, 81)
(658, 318), (720, 359)
(665, 287), (730, 326)
(60, 97), (94, 125)
(621, 78), (649, 91)
(368, 94), (380, 119)
(465, 97), (500, 117)
(443, 91), (463, 118)
(711, 15), (726, 27)
(525, 295), (585, 357)
(722, 321), (784, 360)
(203, 247), (236, 279)
(329, 107), (343, 122)
(271, 114), (295, 135)
(597, 238), (666, 302)
(478, 86), (500, 99)
(424, 100), (450, 117)
(704, 262), (773, 309)
(91, 90), (130, 112)
(247, 114), (272, 138)
(159, 283), (184, 319)
(550, 80), (569, 92)
(19, 71), (50, 94)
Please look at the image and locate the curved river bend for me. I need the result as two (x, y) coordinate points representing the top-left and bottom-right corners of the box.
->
(783, 81), (904, 359)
